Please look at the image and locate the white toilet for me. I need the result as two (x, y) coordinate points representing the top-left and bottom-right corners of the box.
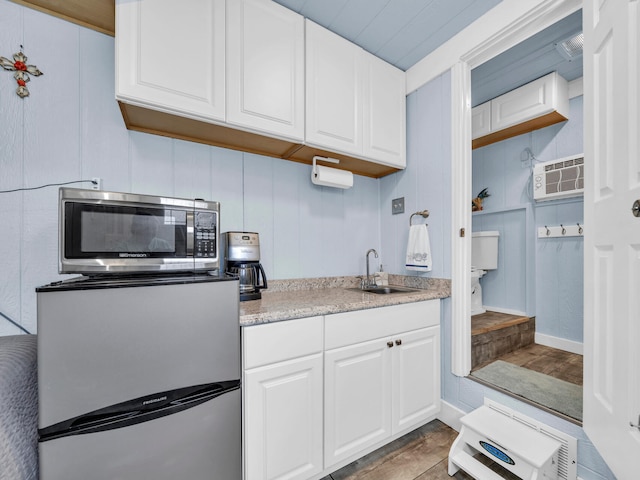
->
(471, 231), (500, 316)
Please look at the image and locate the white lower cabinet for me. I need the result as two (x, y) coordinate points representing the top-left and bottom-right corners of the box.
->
(243, 300), (441, 480)
(324, 337), (392, 466)
(243, 316), (324, 480)
(244, 354), (323, 480)
(323, 301), (441, 469)
(392, 326), (440, 433)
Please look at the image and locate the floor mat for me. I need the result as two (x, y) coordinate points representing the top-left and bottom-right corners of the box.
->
(471, 360), (582, 421)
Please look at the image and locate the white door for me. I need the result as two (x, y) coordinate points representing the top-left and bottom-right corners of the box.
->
(115, 0), (226, 121)
(362, 53), (406, 168)
(226, 0), (304, 141)
(583, 0), (640, 478)
(244, 354), (323, 480)
(392, 326), (440, 434)
(324, 338), (392, 467)
(305, 20), (363, 156)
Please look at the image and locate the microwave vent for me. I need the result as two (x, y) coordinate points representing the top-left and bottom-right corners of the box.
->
(533, 154), (584, 201)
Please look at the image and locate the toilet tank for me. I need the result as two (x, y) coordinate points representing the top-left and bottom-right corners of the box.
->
(472, 231), (500, 270)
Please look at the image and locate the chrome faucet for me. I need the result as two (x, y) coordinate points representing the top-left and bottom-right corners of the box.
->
(364, 249), (379, 288)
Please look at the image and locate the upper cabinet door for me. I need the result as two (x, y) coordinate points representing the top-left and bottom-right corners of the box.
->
(116, 0), (226, 122)
(305, 20), (363, 156)
(490, 72), (568, 132)
(226, 0), (304, 141)
(363, 54), (406, 168)
(471, 101), (491, 140)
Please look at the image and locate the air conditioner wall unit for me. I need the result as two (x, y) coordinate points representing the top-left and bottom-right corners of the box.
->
(533, 154), (584, 201)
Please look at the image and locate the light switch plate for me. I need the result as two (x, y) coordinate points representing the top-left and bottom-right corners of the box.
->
(392, 197), (404, 214)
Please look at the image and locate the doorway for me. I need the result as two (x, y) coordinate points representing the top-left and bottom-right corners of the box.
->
(465, 10), (584, 423)
(446, 2), (584, 424)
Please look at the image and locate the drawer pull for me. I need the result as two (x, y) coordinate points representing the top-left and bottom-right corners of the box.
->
(387, 341), (394, 348)
(395, 339), (402, 346)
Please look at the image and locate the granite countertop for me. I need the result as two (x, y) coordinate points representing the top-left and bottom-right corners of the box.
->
(239, 275), (451, 326)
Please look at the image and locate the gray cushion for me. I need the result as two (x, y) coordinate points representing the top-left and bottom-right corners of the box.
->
(0, 335), (38, 480)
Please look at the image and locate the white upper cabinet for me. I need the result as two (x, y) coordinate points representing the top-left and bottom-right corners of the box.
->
(491, 71), (568, 131)
(471, 101), (491, 140)
(363, 54), (406, 168)
(116, 1), (406, 175)
(115, 0), (226, 122)
(305, 20), (363, 156)
(226, 0), (304, 141)
(306, 20), (406, 167)
(472, 72), (569, 149)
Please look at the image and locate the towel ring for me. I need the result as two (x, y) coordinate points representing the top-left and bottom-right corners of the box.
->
(410, 210), (430, 226)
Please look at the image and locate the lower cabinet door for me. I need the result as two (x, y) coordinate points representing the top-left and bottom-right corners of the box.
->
(244, 354), (323, 480)
(324, 338), (392, 468)
(392, 326), (441, 434)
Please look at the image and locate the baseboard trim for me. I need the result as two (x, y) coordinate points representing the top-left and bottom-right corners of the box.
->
(437, 400), (466, 432)
(535, 332), (583, 355)
(482, 306), (527, 317)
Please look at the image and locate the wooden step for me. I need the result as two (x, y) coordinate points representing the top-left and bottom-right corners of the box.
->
(471, 312), (535, 370)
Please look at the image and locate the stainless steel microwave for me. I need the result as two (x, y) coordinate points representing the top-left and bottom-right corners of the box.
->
(59, 188), (219, 275)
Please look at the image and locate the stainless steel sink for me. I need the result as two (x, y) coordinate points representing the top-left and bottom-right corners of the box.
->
(347, 286), (421, 295)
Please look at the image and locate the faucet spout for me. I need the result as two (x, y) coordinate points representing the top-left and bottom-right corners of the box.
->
(365, 249), (379, 288)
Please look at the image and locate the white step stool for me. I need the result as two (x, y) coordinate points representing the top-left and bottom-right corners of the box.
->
(448, 405), (562, 480)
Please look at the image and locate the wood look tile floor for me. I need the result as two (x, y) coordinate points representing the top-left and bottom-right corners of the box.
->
(474, 343), (584, 386)
(322, 420), (520, 480)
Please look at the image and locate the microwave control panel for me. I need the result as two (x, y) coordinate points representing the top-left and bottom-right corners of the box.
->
(194, 211), (217, 257)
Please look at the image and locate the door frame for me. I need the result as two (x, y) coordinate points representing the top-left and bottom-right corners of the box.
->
(447, 0), (582, 376)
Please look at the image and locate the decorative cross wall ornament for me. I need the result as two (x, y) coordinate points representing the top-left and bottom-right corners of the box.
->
(0, 47), (43, 98)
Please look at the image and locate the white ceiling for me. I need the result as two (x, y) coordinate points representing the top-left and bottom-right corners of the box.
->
(272, 1), (583, 103)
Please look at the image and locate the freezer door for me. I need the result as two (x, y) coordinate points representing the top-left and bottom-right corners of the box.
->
(37, 278), (239, 429)
(40, 388), (241, 480)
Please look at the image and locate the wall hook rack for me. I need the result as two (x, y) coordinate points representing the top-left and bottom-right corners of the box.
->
(538, 223), (584, 238)
(410, 210), (430, 226)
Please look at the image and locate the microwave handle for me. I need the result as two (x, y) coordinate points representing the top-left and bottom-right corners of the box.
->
(186, 211), (194, 256)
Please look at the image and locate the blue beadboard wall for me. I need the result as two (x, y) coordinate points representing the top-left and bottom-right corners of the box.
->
(0, 0), (380, 335)
(472, 95), (584, 345)
(379, 67), (452, 279)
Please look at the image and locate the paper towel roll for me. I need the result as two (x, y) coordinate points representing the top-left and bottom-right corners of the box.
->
(311, 165), (353, 189)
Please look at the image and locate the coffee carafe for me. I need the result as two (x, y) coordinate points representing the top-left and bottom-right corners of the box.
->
(223, 232), (268, 301)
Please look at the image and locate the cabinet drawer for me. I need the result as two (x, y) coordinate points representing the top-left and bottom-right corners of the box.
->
(243, 316), (323, 369)
(325, 300), (440, 350)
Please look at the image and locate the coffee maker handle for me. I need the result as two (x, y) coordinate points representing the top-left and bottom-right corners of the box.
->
(257, 263), (268, 290)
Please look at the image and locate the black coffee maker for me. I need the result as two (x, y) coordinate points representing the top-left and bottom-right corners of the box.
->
(223, 232), (267, 301)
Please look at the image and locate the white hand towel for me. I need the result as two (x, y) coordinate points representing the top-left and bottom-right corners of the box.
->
(406, 224), (432, 272)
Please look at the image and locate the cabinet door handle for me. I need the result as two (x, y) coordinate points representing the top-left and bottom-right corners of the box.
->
(395, 339), (402, 346)
(387, 341), (394, 348)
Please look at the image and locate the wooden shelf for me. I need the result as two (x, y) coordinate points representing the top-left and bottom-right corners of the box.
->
(119, 103), (402, 179)
(472, 111), (567, 149)
(10, 0), (115, 36)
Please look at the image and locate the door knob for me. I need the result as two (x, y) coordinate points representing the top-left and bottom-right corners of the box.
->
(387, 341), (394, 348)
(632, 200), (640, 217)
(395, 339), (402, 346)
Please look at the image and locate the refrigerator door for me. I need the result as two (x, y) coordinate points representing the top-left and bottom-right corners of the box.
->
(37, 277), (239, 429)
(39, 388), (241, 480)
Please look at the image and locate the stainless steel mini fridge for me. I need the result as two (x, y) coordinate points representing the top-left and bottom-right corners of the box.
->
(36, 274), (241, 480)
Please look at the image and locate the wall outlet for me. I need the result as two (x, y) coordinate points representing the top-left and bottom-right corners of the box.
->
(392, 197), (405, 214)
(91, 177), (103, 190)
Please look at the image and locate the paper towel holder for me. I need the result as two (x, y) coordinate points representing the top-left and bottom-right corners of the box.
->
(311, 156), (353, 189)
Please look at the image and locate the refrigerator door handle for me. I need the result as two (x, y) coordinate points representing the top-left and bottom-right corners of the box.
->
(38, 380), (240, 442)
